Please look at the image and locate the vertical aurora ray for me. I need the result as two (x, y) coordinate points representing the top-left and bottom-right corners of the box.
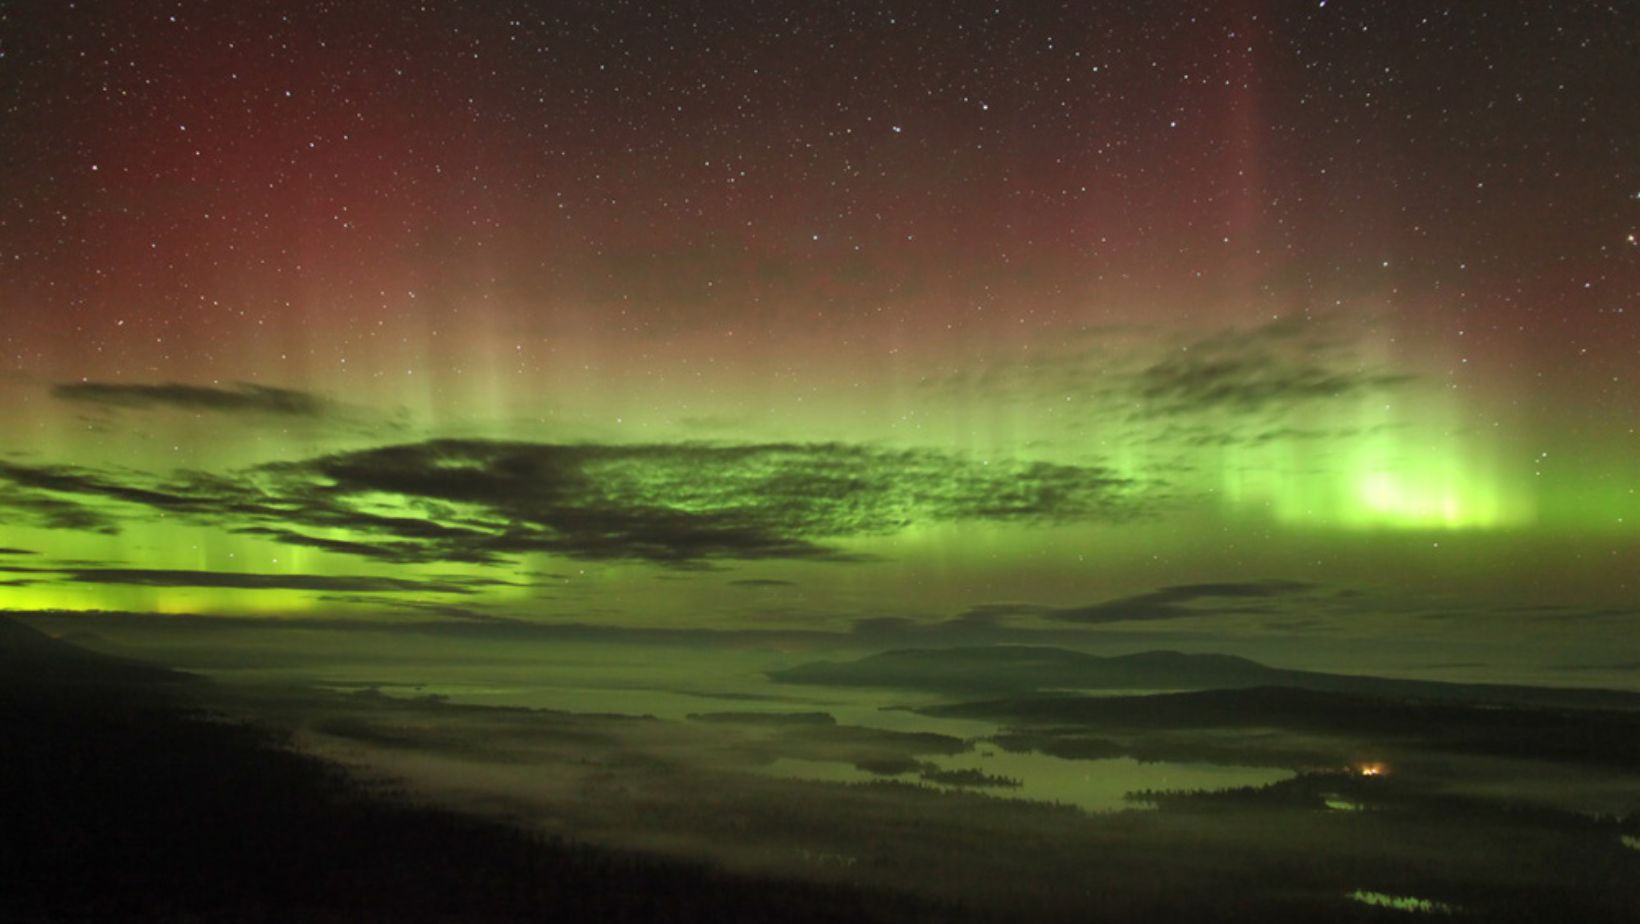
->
(0, 0), (1631, 654)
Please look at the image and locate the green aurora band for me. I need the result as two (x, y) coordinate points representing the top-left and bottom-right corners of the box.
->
(1, 1), (1634, 679)
(1, 315), (1631, 628)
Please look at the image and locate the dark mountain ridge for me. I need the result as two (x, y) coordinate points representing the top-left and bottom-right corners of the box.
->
(0, 615), (192, 687)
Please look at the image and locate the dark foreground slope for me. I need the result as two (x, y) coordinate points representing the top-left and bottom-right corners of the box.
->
(0, 618), (936, 924)
(0, 613), (191, 686)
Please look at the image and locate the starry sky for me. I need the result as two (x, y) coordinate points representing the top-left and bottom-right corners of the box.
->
(1, 2), (1635, 671)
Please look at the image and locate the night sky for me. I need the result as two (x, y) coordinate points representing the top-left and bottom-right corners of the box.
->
(1, 2), (1635, 672)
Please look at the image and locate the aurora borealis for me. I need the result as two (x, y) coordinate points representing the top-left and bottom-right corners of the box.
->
(1, 1), (1636, 673)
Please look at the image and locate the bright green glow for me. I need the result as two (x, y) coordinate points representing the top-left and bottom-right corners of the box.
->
(0, 515), (532, 617)
(1217, 391), (1534, 530)
(1356, 470), (1497, 528)
(2, 318), (1633, 630)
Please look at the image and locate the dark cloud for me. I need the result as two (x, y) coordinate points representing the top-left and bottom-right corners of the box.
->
(230, 527), (449, 564)
(1508, 604), (1638, 623)
(0, 439), (1156, 567)
(848, 609), (1009, 647)
(1134, 319), (1408, 416)
(0, 484), (121, 533)
(1137, 354), (1406, 416)
(0, 460), (220, 512)
(1173, 424), (1390, 448)
(915, 317), (1412, 454)
(0, 565), (493, 595)
(0, 547), (37, 555)
(8, 608), (855, 649)
(312, 595), (518, 621)
(963, 580), (1319, 625)
(52, 381), (327, 416)
(4, 577), (1347, 648)
(1555, 661), (1640, 673)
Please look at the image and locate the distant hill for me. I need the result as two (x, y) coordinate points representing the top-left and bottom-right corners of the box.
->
(0, 616), (191, 687)
(769, 645), (1640, 711)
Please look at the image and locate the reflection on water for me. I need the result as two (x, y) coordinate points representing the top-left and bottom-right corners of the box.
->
(764, 752), (1290, 813)
(288, 646), (1292, 814)
(1348, 891), (1456, 914)
(222, 640), (1294, 813)
(286, 642), (1004, 737)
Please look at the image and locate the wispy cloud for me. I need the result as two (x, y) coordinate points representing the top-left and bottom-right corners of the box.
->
(0, 484), (121, 533)
(1136, 354), (1406, 416)
(0, 564), (502, 595)
(918, 315), (1409, 425)
(962, 580), (1320, 625)
(0, 440), (1160, 567)
(52, 381), (328, 417)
